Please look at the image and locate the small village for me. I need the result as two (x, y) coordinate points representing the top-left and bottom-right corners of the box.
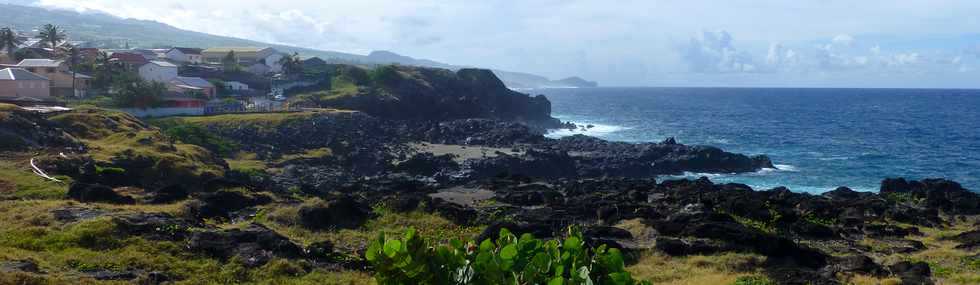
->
(0, 24), (321, 117)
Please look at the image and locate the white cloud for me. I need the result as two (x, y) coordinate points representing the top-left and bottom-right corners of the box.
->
(25, 0), (980, 87)
(681, 31), (761, 73)
(832, 34), (855, 48)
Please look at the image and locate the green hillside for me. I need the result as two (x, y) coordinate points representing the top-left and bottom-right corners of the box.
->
(0, 3), (362, 61)
(0, 3), (597, 87)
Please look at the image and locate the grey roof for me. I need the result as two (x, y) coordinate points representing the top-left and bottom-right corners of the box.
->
(172, 76), (215, 88)
(73, 73), (94, 79)
(17, 59), (63, 68)
(147, 60), (178, 68)
(170, 47), (203, 55)
(0, 68), (49, 81)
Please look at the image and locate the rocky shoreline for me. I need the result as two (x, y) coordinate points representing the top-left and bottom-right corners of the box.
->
(2, 95), (979, 284)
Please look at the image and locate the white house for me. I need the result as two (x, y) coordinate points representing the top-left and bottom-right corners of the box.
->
(224, 81), (249, 91)
(138, 61), (178, 83)
(201, 47), (283, 73)
(165, 47), (203, 64)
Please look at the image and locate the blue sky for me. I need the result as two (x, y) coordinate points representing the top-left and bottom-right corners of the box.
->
(26, 0), (980, 88)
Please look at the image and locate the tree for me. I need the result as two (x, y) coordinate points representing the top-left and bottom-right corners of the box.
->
(221, 50), (238, 70)
(93, 51), (116, 89)
(58, 43), (81, 97)
(11, 48), (42, 62)
(277, 52), (303, 76)
(0, 27), (23, 60)
(111, 74), (164, 108)
(38, 24), (66, 51)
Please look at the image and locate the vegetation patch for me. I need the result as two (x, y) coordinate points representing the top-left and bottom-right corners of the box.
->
(157, 122), (241, 156)
(0, 155), (69, 199)
(49, 107), (225, 189)
(366, 227), (651, 284)
(626, 252), (765, 285)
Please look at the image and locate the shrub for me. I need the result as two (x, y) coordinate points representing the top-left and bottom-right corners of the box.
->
(366, 227), (650, 285)
(162, 123), (239, 157)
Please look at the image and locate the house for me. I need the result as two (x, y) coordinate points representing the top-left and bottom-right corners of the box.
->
(109, 52), (149, 70)
(0, 68), (51, 101)
(201, 47), (283, 73)
(131, 49), (163, 61)
(169, 76), (216, 97)
(77, 48), (101, 63)
(165, 47), (203, 64)
(159, 90), (206, 108)
(246, 63), (271, 75)
(16, 59), (91, 97)
(138, 61), (178, 83)
(302, 57), (327, 69)
(224, 81), (249, 91)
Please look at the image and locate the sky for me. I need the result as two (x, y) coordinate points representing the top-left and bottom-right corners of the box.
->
(27, 0), (980, 88)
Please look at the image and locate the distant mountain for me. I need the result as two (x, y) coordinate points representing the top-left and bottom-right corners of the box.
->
(0, 3), (597, 88)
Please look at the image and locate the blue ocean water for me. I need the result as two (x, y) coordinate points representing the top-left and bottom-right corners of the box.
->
(536, 87), (980, 193)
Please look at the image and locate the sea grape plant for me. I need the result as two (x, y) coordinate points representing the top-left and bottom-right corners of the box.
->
(366, 227), (651, 285)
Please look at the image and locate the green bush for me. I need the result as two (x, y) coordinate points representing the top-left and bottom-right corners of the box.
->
(366, 227), (650, 285)
(161, 123), (239, 157)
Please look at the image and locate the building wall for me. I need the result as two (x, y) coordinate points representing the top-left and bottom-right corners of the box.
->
(119, 107), (203, 118)
(226, 82), (249, 90)
(0, 80), (50, 99)
(139, 64), (178, 83)
(203, 48), (280, 71)
(167, 50), (203, 64)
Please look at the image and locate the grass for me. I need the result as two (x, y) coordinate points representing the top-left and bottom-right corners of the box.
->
(0, 154), (69, 200)
(279, 148), (333, 162)
(227, 151), (268, 172)
(157, 111), (330, 128)
(48, 107), (226, 189)
(862, 216), (980, 285)
(0, 198), (375, 285)
(626, 251), (766, 285)
(727, 213), (778, 235)
(840, 274), (902, 285)
(258, 200), (483, 254)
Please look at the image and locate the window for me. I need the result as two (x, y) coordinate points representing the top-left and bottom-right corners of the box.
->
(46, 68), (55, 73)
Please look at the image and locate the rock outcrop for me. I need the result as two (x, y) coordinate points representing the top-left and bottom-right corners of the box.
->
(0, 104), (80, 151)
(291, 65), (560, 126)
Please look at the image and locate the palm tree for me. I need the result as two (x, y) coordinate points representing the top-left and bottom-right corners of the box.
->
(61, 43), (80, 97)
(277, 52), (303, 76)
(94, 51), (115, 88)
(222, 50), (239, 72)
(38, 24), (66, 51)
(0, 27), (22, 62)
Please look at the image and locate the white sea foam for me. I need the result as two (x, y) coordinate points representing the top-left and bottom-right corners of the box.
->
(546, 122), (629, 138)
(773, 164), (799, 172)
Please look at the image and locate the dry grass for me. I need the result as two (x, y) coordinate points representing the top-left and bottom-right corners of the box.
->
(840, 274), (902, 285)
(258, 201), (482, 254)
(615, 218), (656, 246)
(0, 198), (376, 285)
(47, 108), (226, 189)
(227, 151), (268, 172)
(626, 251), (766, 285)
(862, 216), (980, 285)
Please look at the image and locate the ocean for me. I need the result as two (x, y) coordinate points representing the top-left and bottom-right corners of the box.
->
(536, 87), (980, 193)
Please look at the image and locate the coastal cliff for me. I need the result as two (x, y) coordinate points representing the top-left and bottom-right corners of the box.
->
(288, 65), (559, 127)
